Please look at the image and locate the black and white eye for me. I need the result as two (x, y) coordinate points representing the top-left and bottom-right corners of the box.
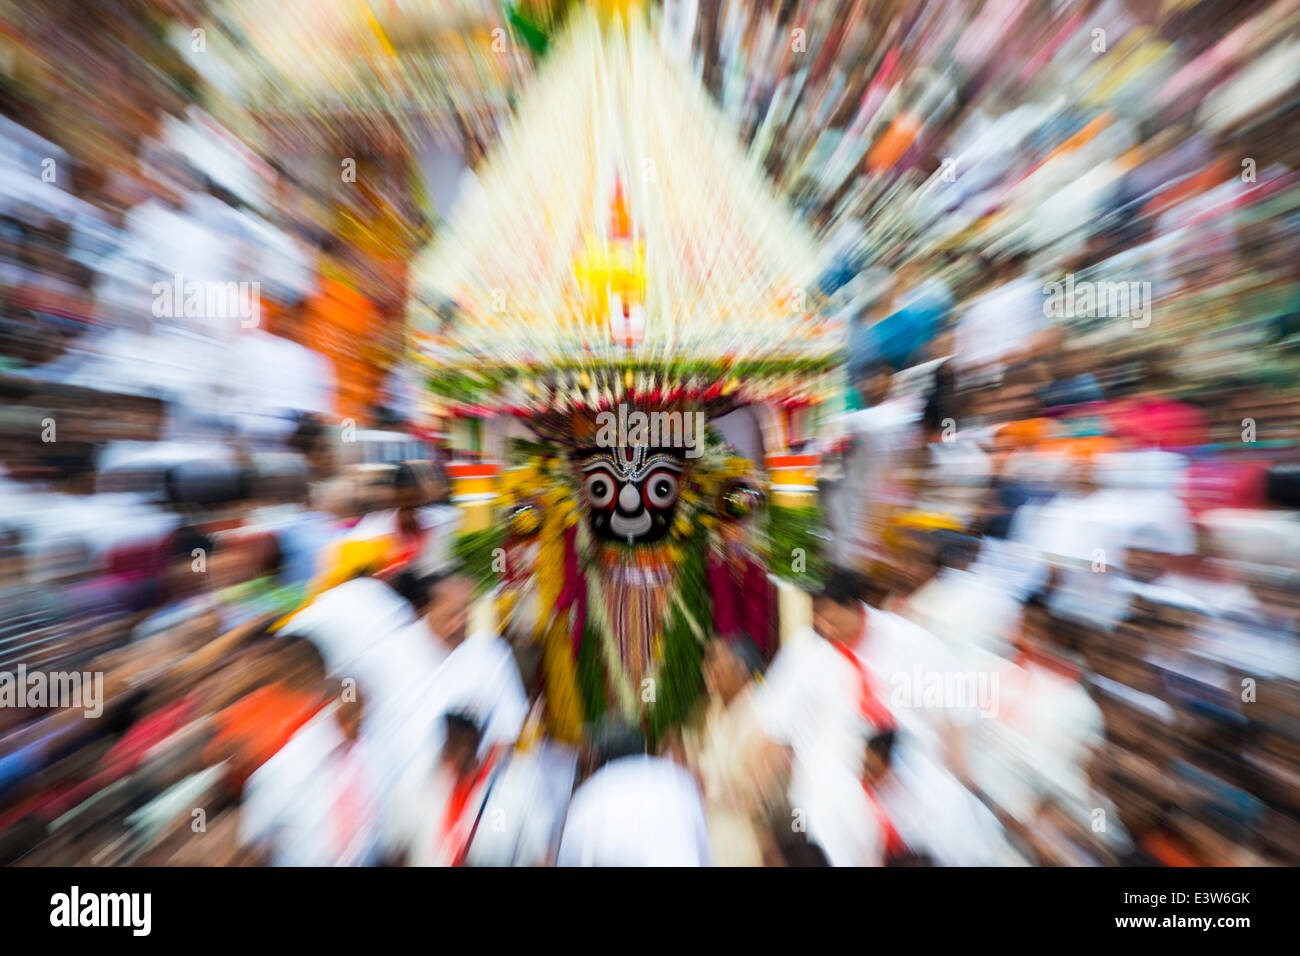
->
(584, 471), (616, 509)
(643, 470), (679, 509)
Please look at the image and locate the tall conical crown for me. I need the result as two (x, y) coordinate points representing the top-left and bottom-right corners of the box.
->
(411, 7), (840, 413)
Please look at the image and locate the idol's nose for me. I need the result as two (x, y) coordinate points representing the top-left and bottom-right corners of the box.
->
(618, 482), (641, 512)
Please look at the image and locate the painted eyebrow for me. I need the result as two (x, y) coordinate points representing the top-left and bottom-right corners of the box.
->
(579, 452), (685, 478)
(580, 455), (620, 473)
(642, 455), (684, 473)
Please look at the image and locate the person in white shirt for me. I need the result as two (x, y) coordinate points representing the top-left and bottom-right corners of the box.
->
(405, 712), (500, 867)
(367, 576), (452, 712)
(238, 656), (384, 866)
(1112, 523), (1213, 616)
(679, 637), (786, 866)
(283, 574), (416, 674)
(857, 593), (982, 767)
(963, 594), (1110, 850)
(342, 578), (449, 847)
(953, 258), (1051, 378)
(757, 567), (983, 863)
(902, 536), (1026, 665)
(754, 570), (895, 865)
(557, 724), (711, 867)
(421, 573), (529, 754)
(863, 728), (1017, 866)
(462, 736), (579, 867)
(385, 573), (529, 856)
(344, 464), (463, 578)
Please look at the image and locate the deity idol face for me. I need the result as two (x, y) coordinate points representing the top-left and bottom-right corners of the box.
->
(575, 445), (685, 545)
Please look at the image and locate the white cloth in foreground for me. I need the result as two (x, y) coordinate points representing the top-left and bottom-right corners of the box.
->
(557, 756), (712, 866)
(756, 605), (975, 864)
(812, 734), (1016, 866)
(963, 648), (1104, 827)
(882, 737), (1018, 866)
(351, 617), (448, 825)
(904, 566), (1024, 662)
(427, 631), (529, 752)
(384, 630), (529, 857)
(239, 702), (385, 866)
(464, 743), (579, 867)
(286, 576), (416, 673)
(754, 618), (884, 865)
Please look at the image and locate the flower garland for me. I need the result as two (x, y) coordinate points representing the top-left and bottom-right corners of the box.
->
(764, 502), (827, 587)
(475, 431), (753, 737)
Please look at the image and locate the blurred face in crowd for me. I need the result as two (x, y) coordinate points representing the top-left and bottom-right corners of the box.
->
(861, 736), (892, 788)
(208, 537), (255, 590)
(394, 469), (428, 514)
(1125, 546), (1168, 585)
(996, 381), (1040, 422)
(428, 574), (475, 648)
(272, 638), (329, 698)
(877, 530), (934, 597)
(166, 549), (207, 601)
(929, 330), (955, 362)
(703, 640), (749, 703)
(812, 595), (865, 646)
(894, 261), (925, 295)
(440, 720), (482, 779)
(1014, 602), (1052, 656)
(857, 367), (893, 407)
(1248, 573), (1300, 621)
(336, 692), (363, 744)
(427, 468), (450, 505)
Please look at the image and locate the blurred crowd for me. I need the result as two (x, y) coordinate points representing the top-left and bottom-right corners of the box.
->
(0, 0), (1298, 865)
(805, 0), (1300, 865)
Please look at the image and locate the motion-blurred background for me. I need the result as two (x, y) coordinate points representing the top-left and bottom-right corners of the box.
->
(0, 0), (1298, 866)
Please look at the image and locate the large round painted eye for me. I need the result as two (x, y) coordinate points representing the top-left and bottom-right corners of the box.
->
(643, 470), (679, 509)
(584, 471), (616, 509)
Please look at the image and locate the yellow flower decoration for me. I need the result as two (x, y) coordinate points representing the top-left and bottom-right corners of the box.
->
(540, 487), (569, 508)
